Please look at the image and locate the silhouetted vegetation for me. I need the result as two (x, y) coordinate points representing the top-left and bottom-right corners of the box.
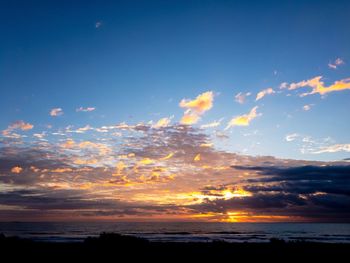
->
(1, 232), (349, 261)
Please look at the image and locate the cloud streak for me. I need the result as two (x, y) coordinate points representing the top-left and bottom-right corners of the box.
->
(76, 107), (96, 112)
(282, 76), (350, 96)
(256, 88), (275, 101)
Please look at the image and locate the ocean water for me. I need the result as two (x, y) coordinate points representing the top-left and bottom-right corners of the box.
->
(0, 222), (349, 243)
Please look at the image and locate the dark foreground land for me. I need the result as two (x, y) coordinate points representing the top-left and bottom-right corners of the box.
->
(1, 233), (350, 261)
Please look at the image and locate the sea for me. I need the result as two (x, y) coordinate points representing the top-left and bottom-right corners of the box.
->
(0, 222), (349, 243)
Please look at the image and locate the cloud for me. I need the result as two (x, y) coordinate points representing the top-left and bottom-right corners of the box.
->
(194, 154), (201, 161)
(225, 106), (260, 129)
(179, 91), (214, 125)
(285, 133), (299, 142)
(76, 107), (96, 112)
(302, 104), (313, 111)
(255, 88), (275, 101)
(95, 21), (102, 28)
(11, 166), (23, 174)
(2, 120), (34, 137)
(1, 122), (350, 222)
(179, 91), (214, 113)
(190, 165), (350, 221)
(281, 76), (350, 96)
(180, 110), (201, 125)
(235, 92), (251, 104)
(328, 58), (345, 69)
(153, 116), (173, 128)
(279, 82), (288, 89)
(311, 144), (350, 154)
(50, 108), (64, 116)
(200, 119), (222, 129)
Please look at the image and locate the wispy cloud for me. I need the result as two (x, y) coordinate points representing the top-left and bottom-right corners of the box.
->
(235, 92), (251, 104)
(225, 106), (260, 130)
(285, 133), (299, 142)
(302, 104), (313, 111)
(311, 144), (350, 154)
(50, 108), (64, 116)
(76, 107), (96, 112)
(200, 119), (222, 129)
(328, 58), (345, 69)
(281, 76), (350, 96)
(95, 21), (102, 29)
(255, 87), (275, 101)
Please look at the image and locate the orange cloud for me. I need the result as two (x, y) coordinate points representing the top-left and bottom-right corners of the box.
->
(180, 111), (200, 125)
(113, 161), (127, 176)
(283, 76), (350, 96)
(61, 139), (75, 149)
(200, 143), (213, 147)
(179, 91), (214, 113)
(179, 91), (214, 125)
(11, 166), (23, 174)
(51, 168), (73, 173)
(225, 106), (260, 129)
(2, 120), (34, 137)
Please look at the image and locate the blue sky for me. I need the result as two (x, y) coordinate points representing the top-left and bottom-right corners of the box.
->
(1, 0), (350, 161)
(1, 0), (350, 222)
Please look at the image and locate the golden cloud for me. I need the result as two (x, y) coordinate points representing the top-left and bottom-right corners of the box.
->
(153, 116), (172, 128)
(283, 76), (350, 96)
(179, 91), (214, 113)
(179, 91), (214, 125)
(194, 154), (201, 161)
(225, 106), (260, 129)
(180, 111), (200, 125)
(160, 152), (174, 160)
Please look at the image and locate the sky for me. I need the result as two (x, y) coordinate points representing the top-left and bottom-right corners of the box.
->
(0, 0), (350, 222)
